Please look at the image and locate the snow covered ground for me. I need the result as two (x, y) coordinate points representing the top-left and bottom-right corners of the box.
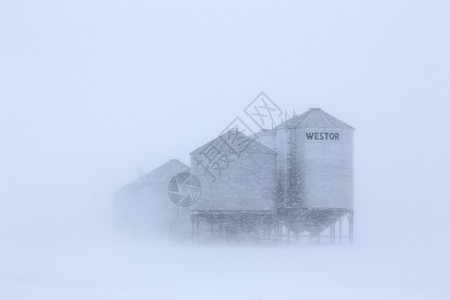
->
(1, 239), (448, 300)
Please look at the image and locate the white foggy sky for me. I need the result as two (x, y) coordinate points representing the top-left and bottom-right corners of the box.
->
(1, 1), (449, 244)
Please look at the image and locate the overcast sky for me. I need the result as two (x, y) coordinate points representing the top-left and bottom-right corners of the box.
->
(1, 1), (449, 245)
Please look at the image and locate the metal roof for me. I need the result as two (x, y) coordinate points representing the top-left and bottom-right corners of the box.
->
(115, 159), (189, 194)
(190, 130), (277, 155)
(277, 108), (354, 130)
(254, 128), (274, 137)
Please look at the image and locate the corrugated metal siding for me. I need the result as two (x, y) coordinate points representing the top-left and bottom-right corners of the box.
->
(191, 151), (277, 211)
(255, 109), (354, 210)
(297, 127), (353, 209)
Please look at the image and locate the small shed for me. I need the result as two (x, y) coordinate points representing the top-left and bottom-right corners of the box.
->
(113, 159), (191, 239)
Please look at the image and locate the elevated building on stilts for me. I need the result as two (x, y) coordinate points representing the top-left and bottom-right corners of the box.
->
(115, 108), (354, 244)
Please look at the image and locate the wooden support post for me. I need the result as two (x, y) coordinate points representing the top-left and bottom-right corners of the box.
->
(196, 216), (200, 241)
(330, 223), (335, 244)
(349, 210), (354, 244)
(191, 214), (195, 243)
(287, 227), (290, 242)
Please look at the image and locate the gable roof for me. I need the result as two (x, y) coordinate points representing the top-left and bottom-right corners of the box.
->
(190, 130), (277, 156)
(140, 159), (189, 182)
(115, 159), (189, 195)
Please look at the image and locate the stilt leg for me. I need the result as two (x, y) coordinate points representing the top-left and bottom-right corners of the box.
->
(191, 215), (195, 243)
(349, 211), (354, 244)
(331, 223), (335, 244)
